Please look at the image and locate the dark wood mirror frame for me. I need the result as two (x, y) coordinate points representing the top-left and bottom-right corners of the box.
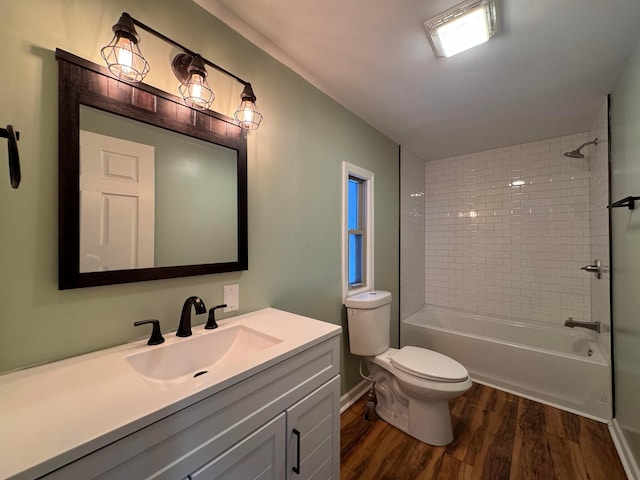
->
(56, 49), (248, 290)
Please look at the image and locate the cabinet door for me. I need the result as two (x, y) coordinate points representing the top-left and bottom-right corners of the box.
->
(189, 413), (286, 480)
(286, 376), (340, 480)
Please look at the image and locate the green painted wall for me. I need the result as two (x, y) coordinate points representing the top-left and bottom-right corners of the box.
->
(0, 0), (399, 394)
(610, 35), (640, 468)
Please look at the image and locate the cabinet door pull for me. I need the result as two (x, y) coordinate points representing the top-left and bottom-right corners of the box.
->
(292, 428), (301, 475)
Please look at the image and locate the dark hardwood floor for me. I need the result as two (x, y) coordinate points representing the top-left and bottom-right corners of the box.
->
(341, 383), (627, 479)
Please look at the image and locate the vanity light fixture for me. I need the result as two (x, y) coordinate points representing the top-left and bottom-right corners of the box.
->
(424, 0), (499, 58)
(234, 83), (263, 130)
(100, 14), (150, 82)
(101, 12), (262, 129)
(173, 54), (215, 110)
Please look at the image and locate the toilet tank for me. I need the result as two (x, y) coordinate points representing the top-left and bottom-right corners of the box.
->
(345, 290), (392, 356)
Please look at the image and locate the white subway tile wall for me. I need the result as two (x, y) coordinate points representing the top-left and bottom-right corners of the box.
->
(400, 148), (426, 317)
(588, 100), (611, 358)
(423, 133), (593, 326)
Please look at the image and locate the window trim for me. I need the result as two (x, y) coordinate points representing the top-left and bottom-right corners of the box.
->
(342, 162), (374, 302)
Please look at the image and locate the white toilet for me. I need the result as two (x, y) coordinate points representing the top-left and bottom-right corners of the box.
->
(346, 290), (472, 446)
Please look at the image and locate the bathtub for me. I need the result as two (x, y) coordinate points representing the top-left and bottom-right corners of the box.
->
(401, 305), (611, 421)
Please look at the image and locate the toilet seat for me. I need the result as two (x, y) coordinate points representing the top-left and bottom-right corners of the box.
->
(390, 346), (468, 383)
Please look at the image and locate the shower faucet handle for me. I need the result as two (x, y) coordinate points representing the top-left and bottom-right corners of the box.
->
(581, 259), (606, 279)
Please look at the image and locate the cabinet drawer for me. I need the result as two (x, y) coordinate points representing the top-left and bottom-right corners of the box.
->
(42, 336), (339, 480)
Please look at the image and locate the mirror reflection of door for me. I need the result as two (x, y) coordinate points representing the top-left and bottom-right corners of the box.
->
(79, 130), (155, 272)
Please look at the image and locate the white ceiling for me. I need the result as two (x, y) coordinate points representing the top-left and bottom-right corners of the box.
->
(194, 0), (640, 161)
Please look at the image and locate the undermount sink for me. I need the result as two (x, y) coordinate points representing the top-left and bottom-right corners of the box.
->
(126, 325), (282, 383)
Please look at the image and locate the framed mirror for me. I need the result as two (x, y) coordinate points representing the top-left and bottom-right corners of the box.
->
(56, 49), (248, 289)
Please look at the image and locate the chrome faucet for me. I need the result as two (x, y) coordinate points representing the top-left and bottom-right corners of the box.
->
(177, 296), (207, 337)
(581, 259), (604, 279)
(564, 317), (601, 333)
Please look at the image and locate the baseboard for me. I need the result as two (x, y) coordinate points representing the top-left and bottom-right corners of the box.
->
(340, 379), (371, 414)
(609, 418), (640, 480)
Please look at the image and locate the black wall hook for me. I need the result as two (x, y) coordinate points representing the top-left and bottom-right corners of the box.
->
(0, 125), (20, 189)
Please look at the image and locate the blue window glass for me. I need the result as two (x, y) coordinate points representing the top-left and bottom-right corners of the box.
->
(349, 233), (363, 285)
(348, 178), (359, 230)
(348, 176), (365, 287)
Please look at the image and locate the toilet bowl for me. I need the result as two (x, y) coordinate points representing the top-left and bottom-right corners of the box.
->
(367, 347), (472, 445)
(346, 290), (472, 446)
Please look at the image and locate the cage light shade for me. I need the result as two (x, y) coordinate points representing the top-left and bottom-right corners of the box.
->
(179, 71), (215, 110)
(100, 14), (150, 82)
(177, 56), (214, 110)
(234, 84), (263, 130)
(424, 0), (498, 58)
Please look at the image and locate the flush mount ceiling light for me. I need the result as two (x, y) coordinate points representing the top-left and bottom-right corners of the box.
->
(101, 12), (262, 129)
(424, 0), (499, 58)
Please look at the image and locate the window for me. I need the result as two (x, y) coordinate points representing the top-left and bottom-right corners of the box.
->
(348, 176), (365, 286)
(342, 162), (374, 301)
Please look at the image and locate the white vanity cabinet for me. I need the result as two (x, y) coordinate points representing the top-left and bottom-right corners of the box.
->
(187, 376), (340, 480)
(41, 335), (340, 480)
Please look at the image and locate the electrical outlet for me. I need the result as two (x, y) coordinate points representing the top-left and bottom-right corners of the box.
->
(223, 284), (239, 312)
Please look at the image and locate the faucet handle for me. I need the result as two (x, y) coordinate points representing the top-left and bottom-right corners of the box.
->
(134, 319), (165, 345)
(205, 304), (228, 330)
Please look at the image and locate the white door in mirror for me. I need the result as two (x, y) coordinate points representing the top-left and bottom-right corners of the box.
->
(79, 131), (155, 272)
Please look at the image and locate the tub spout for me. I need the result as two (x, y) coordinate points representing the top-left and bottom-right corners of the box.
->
(564, 317), (601, 333)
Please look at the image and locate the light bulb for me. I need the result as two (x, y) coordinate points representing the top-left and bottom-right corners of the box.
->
(187, 75), (204, 105)
(115, 37), (134, 76)
(179, 69), (214, 110)
(234, 84), (263, 130)
(238, 103), (254, 124)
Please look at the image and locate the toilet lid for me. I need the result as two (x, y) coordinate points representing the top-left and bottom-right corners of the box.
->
(390, 346), (468, 382)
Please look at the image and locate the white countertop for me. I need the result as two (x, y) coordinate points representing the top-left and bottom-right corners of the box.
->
(0, 308), (341, 480)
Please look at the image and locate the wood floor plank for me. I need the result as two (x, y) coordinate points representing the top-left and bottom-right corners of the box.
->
(341, 419), (388, 472)
(546, 432), (589, 480)
(485, 387), (519, 421)
(345, 422), (408, 479)
(510, 397), (556, 480)
(450, 391), (468, 419)
(543, 403), (581, 442)
(340, 384), (626, 480)
(389, 431), (446, 479)
(474, 383), (494, 411)
(448, 403), (489, 465)
(340, 463), (358, 480)
(341, 401), (378, 458)
(434, 453), (474, 480)
(475, 409), (516, 480)
(578, 416), (627, 480)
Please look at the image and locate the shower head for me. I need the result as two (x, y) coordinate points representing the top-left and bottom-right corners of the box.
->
(563, 138), (599, 158)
